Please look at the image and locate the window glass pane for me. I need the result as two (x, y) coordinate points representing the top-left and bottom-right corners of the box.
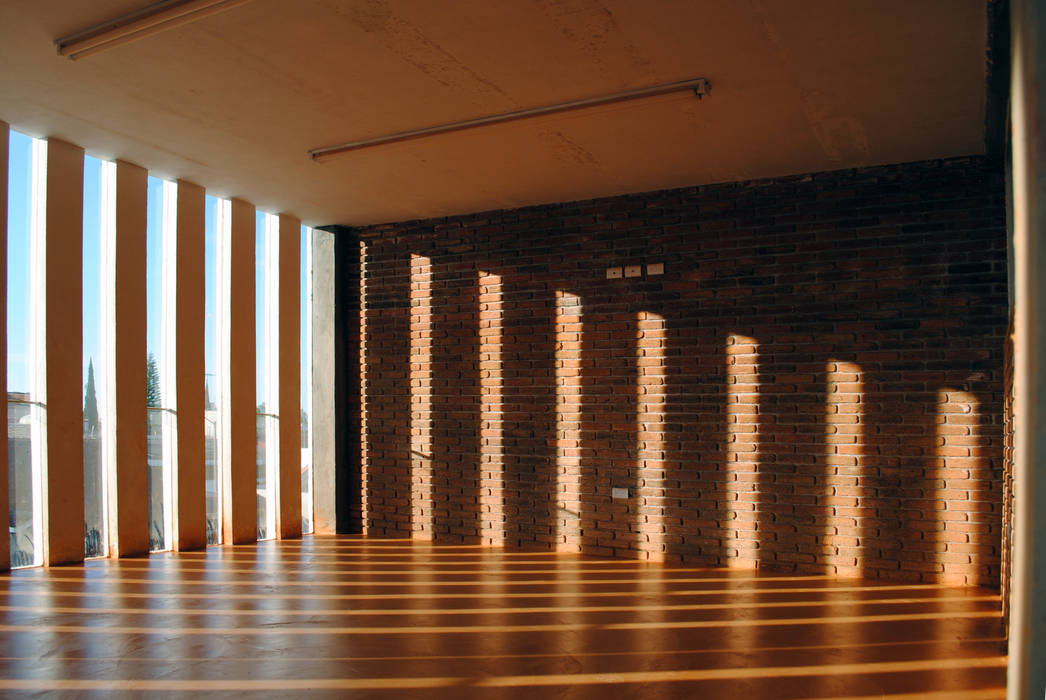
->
(205, 195), (220, 544)
(145, 176), (174, 552)
(256, 211), (267, 410)
(82, 155), (107, 558)
(300, 225), (312, 534)
(7, 131), (39, 568)
(146, 176), (163, 550)
(256, 413), (268, 539)
(255, 211), (272, 540)
(145, 407), (164, 548)
(7, 133), (31, 397)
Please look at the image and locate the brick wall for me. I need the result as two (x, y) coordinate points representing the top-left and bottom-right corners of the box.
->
(354, 157), (1007, 586)
(1002, 311), (1015, 615)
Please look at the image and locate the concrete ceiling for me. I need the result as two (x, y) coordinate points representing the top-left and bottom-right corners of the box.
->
(0, 1), (989, 227)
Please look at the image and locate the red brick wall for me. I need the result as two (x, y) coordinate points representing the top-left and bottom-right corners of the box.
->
(1002, 311), (1015, 614)
(355, 157), (1007, 586)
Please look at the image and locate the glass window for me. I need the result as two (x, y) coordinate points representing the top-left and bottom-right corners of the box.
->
(82, 155), (111, 558)
(300, 225), (312, 534)
(256, 212), (278, 539)
(146, 177), (175, 552)
(7, 131), (43, 568)
(204, 195), (221, 544)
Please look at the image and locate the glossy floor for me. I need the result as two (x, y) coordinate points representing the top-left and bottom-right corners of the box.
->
(0, 537), (1007, 698)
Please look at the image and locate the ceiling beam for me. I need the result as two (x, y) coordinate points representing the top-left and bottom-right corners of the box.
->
(56, 0), (253, 60)
(308, 77), (711, 161)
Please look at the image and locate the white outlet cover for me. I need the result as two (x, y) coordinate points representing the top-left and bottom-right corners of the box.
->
(624, 265), (642, 278)
(647, 262), (665, 276)
(606, 267), (622, 279)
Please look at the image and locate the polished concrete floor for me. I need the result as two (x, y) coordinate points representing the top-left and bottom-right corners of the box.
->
(0, 536), (1007, 698)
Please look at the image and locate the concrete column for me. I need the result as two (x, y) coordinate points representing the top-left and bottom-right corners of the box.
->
(312, 227), (362, 534)
(309, 227), (364, 531)
(42, 138), (84, 566)
(173, 180), (206, 551)
(221, 198), (256, 544)
(108, 160), (149, 558)
(277, 213), (302, 539)
(0, 122), (9, 571)
(311, 228), (335, 534)
(1009, 2), (1046, 698)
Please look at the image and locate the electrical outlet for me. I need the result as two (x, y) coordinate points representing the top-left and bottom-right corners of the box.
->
(606, 267), (622, 279)
(624, 265), (642, 278)
(612, 487), (630, 499)
(647, 262), (665, 276)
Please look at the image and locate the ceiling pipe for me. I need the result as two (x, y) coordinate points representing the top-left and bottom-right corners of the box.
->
(56, 0), (253, 60)
(308, 77), (711, 161)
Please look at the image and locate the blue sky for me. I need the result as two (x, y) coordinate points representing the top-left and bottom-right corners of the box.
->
(256, 210), (267, 404)
(84, 156), (103, 390)
(7, 131), (31, 394)
(205, 196), (217, 406)
(7, 128), (311, 415)
(7, 141), (165, 398)
(145, 175), (164, 375)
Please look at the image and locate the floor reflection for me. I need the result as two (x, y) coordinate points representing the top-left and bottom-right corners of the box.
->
(0, 536), (1006, 698)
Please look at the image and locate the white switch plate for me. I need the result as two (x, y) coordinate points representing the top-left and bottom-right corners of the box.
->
(612, 487), (630, 499)
(624, 265), (642, 278)
(647, 262), (665, 276)
(606, 267), (622, 279)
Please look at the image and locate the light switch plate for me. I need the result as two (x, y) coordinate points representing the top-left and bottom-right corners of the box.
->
(606, 267), (622, 279)
(624, 265), (642, 278)
(647, 262), (665, 276)
(612, 487), (630, 499)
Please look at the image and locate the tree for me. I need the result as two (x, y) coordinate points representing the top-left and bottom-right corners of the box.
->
(146, 353), (162, 408)
(83, 359), (99, 436)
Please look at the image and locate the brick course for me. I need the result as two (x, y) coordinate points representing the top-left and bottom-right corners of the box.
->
(354, 157), (1007, 586)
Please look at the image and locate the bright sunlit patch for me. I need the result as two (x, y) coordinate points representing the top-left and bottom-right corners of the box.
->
(0, 636), (1008, 664)
(725, 334), (760, 568)
(478, 272), (505, 545)
(0, 678), (467, 692)
(471, 656), (1007, 688)
(636, 313), (666, 561)
(0, 658), (1006, 694)
(0, 594), (998, 618)
(0, 610), (999, 636)
(62, 563), (827, 575)
(19, 574), (854, 588)
(794, 691), (1005, 700)
(409, 254), (433, 538)
(936, 388), (984, 585)
(825, 360), (864, 576)
(0, 582), (977, 603)
(555, 291), (583, 550)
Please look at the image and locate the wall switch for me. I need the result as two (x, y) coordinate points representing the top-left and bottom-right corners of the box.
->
(624, 265), (642, 278)
(647, 262), (665, 276)
(611, 487), (630, 499)
(606, 267), (622, 279)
